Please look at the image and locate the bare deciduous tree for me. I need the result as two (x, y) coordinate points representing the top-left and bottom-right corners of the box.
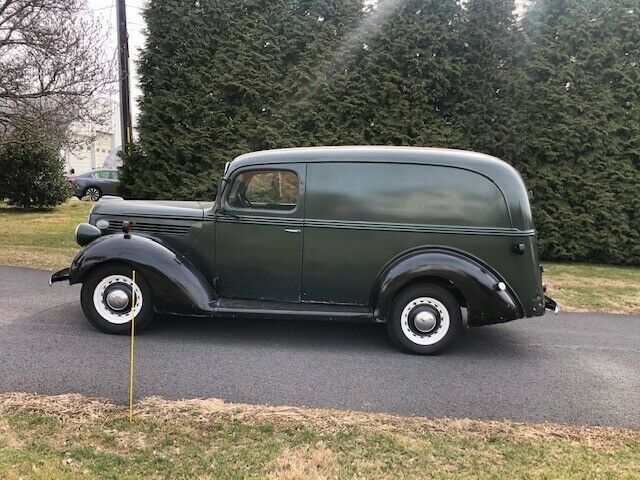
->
(0, 0), (115, 146)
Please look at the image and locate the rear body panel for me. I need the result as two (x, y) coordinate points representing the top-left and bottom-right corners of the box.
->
(302, 228), (543, 318)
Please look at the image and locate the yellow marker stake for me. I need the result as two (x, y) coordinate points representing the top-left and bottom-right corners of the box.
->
(129, 270), (136, 422)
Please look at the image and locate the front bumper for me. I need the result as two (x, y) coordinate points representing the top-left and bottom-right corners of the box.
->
(49, 267), (70, 285)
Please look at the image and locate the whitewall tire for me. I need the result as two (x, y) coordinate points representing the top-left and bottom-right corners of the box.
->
(388, 285), (462, 354)
(81, 264), (154, 334)
(92, 275), (143, 325)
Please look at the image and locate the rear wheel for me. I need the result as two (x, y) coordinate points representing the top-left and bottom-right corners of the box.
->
(84, 186), (102, 201)
(80, 264), (154, 334)
(387, 284), (462, 354)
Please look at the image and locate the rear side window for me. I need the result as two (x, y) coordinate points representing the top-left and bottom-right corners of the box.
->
(227, 170), (298, 211)
(93, 171), (110, 179)
(305, 162), (510, 227)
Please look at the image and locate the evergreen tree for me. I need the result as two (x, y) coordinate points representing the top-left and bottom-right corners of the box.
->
(343, 0), (467, 147)
(0, 129), (72, 209)
(457, 0), (522, 157)
(518, 0), (640, 264)
(123, 0), (364, 200)
(122, 0), (640, 265)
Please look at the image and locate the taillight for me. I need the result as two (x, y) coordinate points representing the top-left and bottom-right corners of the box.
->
(67, 178), (77, 184)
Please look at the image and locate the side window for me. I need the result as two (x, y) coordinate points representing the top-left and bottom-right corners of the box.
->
(109, 171), (119, 180)
(93, 171), (109, 179)
(227, 170), (298, 211)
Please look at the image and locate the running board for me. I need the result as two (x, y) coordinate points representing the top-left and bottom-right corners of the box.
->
(211, 298), (374, 322)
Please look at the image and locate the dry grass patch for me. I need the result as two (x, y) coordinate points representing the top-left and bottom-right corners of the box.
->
(267, 443), (337, 480)
(135, 396), (637, 452)
(0, 418), (23, 449)
(0, 246), (81, 271)
(1, 393), (639, 479)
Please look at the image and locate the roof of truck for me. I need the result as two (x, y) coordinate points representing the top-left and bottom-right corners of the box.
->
(231, 146), (522, 190)
(232, 146), (505, 173)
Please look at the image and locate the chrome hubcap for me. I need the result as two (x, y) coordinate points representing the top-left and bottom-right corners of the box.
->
(413, 309), (438, 333)
(105, 288), (129, 311)
(400, 297), (450, 346)
(93, 275), (143, 324)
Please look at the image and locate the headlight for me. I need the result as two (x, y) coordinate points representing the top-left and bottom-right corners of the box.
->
(75, 223), (102, 246)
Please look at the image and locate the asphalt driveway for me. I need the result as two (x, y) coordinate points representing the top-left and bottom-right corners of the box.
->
(1, 266), (638, 429)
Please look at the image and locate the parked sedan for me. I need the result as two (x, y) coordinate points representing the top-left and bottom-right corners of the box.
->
(67, 169), (120, 201)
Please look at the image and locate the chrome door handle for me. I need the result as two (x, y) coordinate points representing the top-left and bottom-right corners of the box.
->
(285, 228), (301, 233)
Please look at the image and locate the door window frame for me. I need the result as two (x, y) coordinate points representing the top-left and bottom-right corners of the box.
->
(221, 164), (305, 218)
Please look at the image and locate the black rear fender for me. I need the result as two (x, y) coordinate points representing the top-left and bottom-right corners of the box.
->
(373, 248), (523, 326)
(69, 234), (215, 316)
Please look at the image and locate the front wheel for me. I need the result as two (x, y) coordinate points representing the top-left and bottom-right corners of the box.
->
(80, 264), (154, 334)
(387, 284), (462, 354)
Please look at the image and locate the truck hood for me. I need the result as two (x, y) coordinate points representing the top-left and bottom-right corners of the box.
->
(90, 197), (214, 220)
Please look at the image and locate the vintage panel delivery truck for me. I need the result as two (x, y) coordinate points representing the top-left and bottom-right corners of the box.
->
(51, 146), (557, 353)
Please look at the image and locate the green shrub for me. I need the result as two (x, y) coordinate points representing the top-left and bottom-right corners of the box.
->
(117, 142), (147, 199)
(0, 133), (72, 209)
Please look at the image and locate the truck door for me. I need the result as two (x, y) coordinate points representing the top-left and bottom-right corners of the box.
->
(214, 164), (305, 302)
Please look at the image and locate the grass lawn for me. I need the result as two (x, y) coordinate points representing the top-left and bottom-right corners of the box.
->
(544, 263), (640, 315)
(0, 200), (92, 271)
(1, 393), (639, 479)
(0, 200), (638, 314)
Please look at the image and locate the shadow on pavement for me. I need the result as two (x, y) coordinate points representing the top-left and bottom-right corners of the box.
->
(146, 314), (528, 358)
(7, 300), (530, 359)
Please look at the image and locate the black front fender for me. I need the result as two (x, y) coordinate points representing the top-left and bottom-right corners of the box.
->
(374, 248), (523, 326)
(69, 234), (215, 316)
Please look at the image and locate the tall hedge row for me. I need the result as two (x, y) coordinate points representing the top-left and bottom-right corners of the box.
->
(121, 0), (640, 265)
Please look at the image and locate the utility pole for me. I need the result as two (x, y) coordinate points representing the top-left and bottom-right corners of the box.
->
(116, 0), (133, 147)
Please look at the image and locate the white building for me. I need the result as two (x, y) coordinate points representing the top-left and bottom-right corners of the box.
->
(62, 96), (122, 174)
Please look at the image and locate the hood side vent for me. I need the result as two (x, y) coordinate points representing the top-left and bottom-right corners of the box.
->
(104, 220), (191, 237)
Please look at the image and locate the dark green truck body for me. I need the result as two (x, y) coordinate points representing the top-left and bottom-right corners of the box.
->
(73, 146), (547, 326)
